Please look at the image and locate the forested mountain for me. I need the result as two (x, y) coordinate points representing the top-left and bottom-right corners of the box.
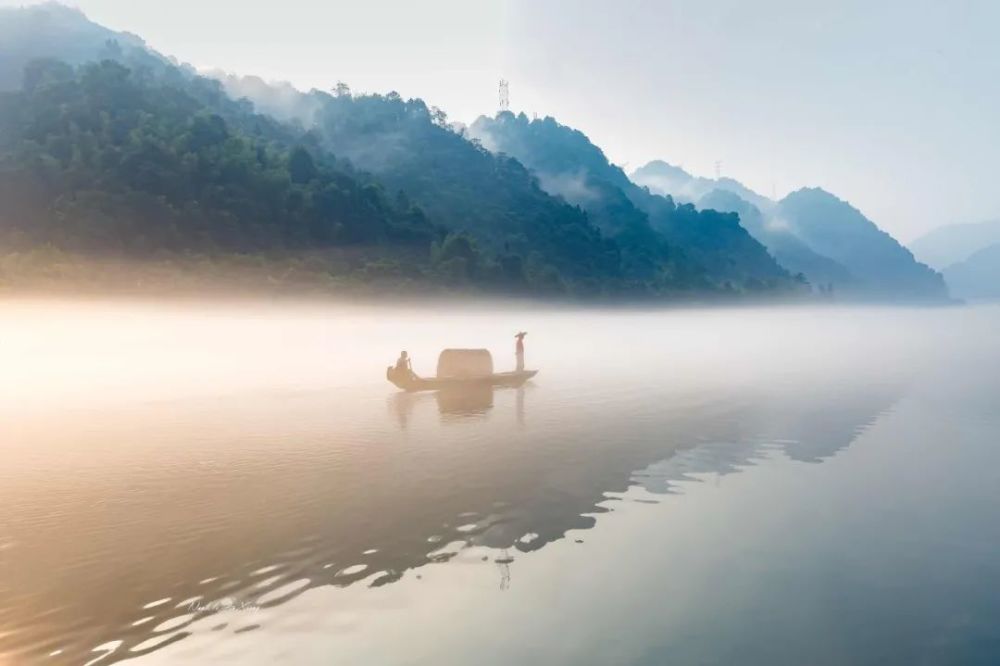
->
(468, 113), (797, 291)
(203, 77), (805, 294)
(0, 59), (433, 252)
(0, 5), (632, 296)
(0, 3), (168, 91)
(0, 58), (633, 294)
(908, 219), (1000, 271)
(0, 3), (944, 301)
(942, 243), (1000, 301)
(697, 189), (855, 289)
(3, 3), (793, 297)
(776, 189), (947, 300)
(226, 83), (796, 294)
(305, 94), (643, 293)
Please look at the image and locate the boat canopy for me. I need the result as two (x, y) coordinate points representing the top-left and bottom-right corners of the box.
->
(436, 349), (493, 378)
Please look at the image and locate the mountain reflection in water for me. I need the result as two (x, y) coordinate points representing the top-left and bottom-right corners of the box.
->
(0, 301), (971, 665)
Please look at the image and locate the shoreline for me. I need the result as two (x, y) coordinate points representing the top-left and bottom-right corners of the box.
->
(0, 251), (959, 310)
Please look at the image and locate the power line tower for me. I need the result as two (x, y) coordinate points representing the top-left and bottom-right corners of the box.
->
(714, 160), (722, 180)
(498, 79), (510, 112)
(497, 549), (512, 591)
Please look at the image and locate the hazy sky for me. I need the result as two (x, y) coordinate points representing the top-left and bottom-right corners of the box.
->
(5, 0), (999, 240)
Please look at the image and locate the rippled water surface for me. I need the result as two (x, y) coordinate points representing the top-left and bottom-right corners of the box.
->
(1, 299), (999, 665)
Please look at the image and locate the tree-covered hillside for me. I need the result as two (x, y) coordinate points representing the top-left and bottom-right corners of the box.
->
(0, 56), (686, 296)
(307, 93), (639, 292)
(4, 2), (917, 301)
(698, 189), (855, 290)
(0, 59), (433, 255)
(0, 58), (630, 295)
(469, 113), (798, 291)
(0, 3), (166, 91)
(467, 112), (681, 283)
(218, 75), (774, 294)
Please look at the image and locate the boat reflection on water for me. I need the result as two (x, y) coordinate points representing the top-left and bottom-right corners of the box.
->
(389, 375), (535, 428)
(436, 384), (494, 417)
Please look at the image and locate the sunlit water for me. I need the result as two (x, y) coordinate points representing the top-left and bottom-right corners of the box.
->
(1, 299), (998, 665)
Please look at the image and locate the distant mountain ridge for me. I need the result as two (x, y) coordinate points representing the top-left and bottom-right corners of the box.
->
(632, 160), (774, 211)
(631, 160), (948, 301)
(776, 188), (947, 299)
(908, 219), (1000, 271)
(942, 242), (1000, 301)
(912, 219), (1000, 300)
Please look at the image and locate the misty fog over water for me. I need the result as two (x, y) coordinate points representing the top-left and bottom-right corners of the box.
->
(1, 299), (999, 665)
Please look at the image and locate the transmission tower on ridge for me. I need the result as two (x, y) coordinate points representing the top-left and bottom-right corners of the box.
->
(499, 79), (510, 112)
(714, 160), (723, 180)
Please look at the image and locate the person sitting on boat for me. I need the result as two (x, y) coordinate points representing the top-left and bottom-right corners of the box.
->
(394, 351), (415, 380)
(515, 332), (527, 372)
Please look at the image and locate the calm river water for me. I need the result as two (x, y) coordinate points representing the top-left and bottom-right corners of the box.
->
(1, 299), (998, 665)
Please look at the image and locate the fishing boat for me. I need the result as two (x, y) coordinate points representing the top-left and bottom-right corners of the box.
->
(386, 348), (537, 392)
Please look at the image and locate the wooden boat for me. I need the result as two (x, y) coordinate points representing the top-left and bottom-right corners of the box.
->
(386, 368), (537, 392)
(387, 348), (537, 392)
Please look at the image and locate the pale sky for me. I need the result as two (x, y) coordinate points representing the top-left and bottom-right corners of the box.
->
(5, 0), (1000, 240)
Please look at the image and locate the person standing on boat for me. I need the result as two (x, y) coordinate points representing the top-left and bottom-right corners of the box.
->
(515, 332), (527, 372)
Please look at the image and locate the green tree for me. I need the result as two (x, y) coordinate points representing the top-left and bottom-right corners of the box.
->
(288, 146), (317, 184)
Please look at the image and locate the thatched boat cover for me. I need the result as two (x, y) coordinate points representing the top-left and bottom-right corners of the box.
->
(436, 349), (494, 378)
